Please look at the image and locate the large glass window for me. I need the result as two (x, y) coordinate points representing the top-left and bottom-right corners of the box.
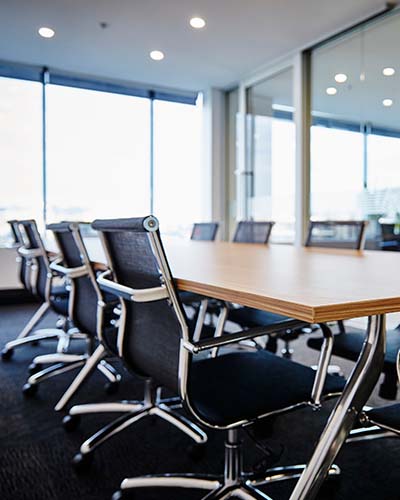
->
(311, 11), (400, 245)
(242, 67), (295, 243)
(0, 77), (43, 243)
(46, 85), (151, 222)
(0, 72), (204, 246)
(153, 97), (206, 237)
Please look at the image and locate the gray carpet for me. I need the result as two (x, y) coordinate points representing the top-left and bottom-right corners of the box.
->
(0, 303), (399, 500)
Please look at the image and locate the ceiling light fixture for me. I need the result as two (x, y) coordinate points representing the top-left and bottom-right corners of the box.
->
(383, 67), (395, 76)
(334, 73), (347, 83)
(150, 50), (164, 61)
(382, 98), (393, 107)
(38, 26), (55, 38)
(190, 17), (206, 29)
(326, 87), (337, 96)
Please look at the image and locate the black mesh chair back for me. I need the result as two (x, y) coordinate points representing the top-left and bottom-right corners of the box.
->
(19, 220), (50, 300)
(92, 216), (185, 392)
(8, 219), (30, 290)
(306, 220), (367, 250)
(48, 222), (100, 336)
(8, 220), (23, 245)
(233, 221), (275, 244)
(190, 223), (219, 241)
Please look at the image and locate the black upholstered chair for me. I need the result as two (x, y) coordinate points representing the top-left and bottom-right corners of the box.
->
(22, 222), (121, 401)
(305, 220), (368, 250)
(63, 217), (211, 471)
(306, 220), (400, 399)
(1, 220), (70, 361)
(191, 222), (219, 241)
(73, 216), (344, 499)
(355, 351), (400, 438)
(7, 219), (31, 293)
(233, 220), (275, 244)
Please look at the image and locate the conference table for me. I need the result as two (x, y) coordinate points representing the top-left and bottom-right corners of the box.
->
(55, 236), (400, 500)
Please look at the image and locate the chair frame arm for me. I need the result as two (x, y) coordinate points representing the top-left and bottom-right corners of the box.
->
(184, 318), (307, 354)
(18, 247), (43, 259)
(97, 270), (169, 303)
(49, 259), (88, 279)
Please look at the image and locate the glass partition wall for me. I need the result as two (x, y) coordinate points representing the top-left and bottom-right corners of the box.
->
(239, 67), (296, 243)
(310, 10), (400, 248)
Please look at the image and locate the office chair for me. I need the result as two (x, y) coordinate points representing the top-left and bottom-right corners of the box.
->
(22, 221), (121, 400)
(191, 222), (219, 241)
(1, 219), (71, 361)
(63, 217), (211, 470)
(7, 219), (31, 293)
(307, 221), (400, 399)
(233, 220), (275, 244)
(349, 353), (400, 442)
(83, 216), (344, 500)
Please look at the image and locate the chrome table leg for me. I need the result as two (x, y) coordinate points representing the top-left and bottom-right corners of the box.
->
(288, 314), (386, 500)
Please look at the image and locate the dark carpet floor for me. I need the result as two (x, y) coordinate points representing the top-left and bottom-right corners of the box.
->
(0, 303), (400, 500)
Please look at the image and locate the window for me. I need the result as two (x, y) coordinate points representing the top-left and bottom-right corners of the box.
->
(153, 98), (205, 237)
(0, 77), (43, 243)
(46, 85), (151, 222)
(0, 69), (205, 246)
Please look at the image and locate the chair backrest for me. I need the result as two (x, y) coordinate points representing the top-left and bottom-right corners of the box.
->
(380, 223), (398, 242)
(92, 216), (186, 392)
(190, 222), (219, 241)
(306, 220), (367, 250)
(18, 220), (51, 300)
(47, 222), (101, 336)
(233, 221), (275, 244)
(8, 220), (23, 245)
(8, 220), (29, 290)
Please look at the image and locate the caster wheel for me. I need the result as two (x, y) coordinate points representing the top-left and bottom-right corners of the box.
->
(28, 362), (42, 375)
(72, 452), (93, 473)
(112, 490), (124, 500)
(62, 414), (81, 432)
(188, 442), (207, 460)
(30, 340), (40, 347)
(1, 348), (14, 361)
(104, 381), (119, 395)
(22, 383), (38, 397)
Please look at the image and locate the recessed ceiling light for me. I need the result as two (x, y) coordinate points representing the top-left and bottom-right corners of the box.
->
(383, 67), (395, 76)
(326, 87), (337, 96)
(382, 98), (393, 107)
(190, 17), (206, 29)
(334, 73), (347, 83)
(38, 26), (55, 38)
(150, 50), (164, 61)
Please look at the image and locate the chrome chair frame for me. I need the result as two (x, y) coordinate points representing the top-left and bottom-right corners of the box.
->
(23, 222), (120, 398)
(1, 221), (71, 359)
(65, 228), (207, 467)
(87, 217), (348, 500)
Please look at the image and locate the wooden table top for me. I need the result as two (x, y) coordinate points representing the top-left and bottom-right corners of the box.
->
(76, 238), (400, 324)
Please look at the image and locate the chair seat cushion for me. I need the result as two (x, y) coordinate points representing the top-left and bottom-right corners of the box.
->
(307, 328), (400, 372)
(189, 351), (345, 426)
(366, 403), (400, 431)
(228, 307), (290, 329)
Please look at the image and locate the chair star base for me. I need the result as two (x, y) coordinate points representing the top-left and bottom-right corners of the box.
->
(68, 381), (207, 469)
(112, 429), (340, 500)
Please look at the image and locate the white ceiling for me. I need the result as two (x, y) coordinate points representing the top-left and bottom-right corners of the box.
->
(0, 0), (386, 92)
